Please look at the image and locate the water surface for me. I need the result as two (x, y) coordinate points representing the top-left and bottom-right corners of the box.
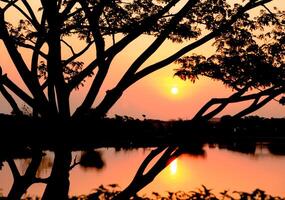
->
(0, 145), (285, 198)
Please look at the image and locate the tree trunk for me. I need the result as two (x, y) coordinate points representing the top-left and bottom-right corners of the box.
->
(42, 147), (72, 200)
(89, 88), (123, 118)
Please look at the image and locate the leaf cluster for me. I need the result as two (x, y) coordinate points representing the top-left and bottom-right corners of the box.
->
(175, 7), (285, 91)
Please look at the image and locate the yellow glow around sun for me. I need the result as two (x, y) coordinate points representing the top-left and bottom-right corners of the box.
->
(171, 87), (179, 95)
(157, 75), (191, 99)
(170, 159), (178, 175)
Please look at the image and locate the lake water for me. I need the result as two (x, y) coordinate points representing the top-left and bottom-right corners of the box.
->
(1, 145), (285, 198)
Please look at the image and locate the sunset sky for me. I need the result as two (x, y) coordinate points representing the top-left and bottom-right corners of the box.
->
(0, 0), (284, 120)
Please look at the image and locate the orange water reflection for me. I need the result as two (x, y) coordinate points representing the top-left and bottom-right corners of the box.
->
(142, 147), (285, 197)
(1, 146), (285, 198)
(169, 159), (178, 175)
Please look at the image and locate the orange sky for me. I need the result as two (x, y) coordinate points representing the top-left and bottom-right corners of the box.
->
(0, 0), (284, 120)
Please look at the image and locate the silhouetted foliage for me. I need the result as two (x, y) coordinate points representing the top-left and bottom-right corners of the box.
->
(66, 185), (285, 200)
(175, 7), (285, 88)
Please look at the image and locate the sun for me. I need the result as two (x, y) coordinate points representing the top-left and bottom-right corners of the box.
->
(171, 86), (179, 95)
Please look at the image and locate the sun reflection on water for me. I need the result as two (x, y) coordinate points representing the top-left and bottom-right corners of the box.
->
(170, 159), (178, 175)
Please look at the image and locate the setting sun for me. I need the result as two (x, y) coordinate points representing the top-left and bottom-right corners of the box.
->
(171, 87), (179, 95)
(170, 159), (178, 175)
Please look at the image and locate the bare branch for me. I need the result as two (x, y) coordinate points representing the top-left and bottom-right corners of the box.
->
(0, 81), (23, 115)
(61, 39), (76, 55)
(194, 87), (249, 120)
(134, 147), (166, 179)
(41, 80), (48, 90)
(145, 146), (178, 177)
(7, 159), (20, 180)
(2, 0), (18, 12)
(69, 155), (80, 170)
(22, 0), (41, 30)
(192, 86), (284, 120)
(1, 74), (34, 107)
(16, 41), (48, 59)
(31, 8), (48, 79)
(234, 89), (283, 118)
(31, 39), (45, 80)
(63, 40), (93, 67)
(2, 0), (41, 31)
(115, 146), (179, 199)
(33, 177), (49, 184)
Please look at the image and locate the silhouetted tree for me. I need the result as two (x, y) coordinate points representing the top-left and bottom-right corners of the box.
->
(0, 0), (282, 199)
(175, 5), (285, 120)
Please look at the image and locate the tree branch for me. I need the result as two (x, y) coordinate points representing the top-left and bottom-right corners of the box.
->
(63, 40), (93, 67)
(2, 0), (41, 31)
(22, 0), (41, 30)
(0, 82), (23, 115)
(102, 10), (115, 45)
(68, 0), (181, 91)
(192, 86), (284, 120)
(73, 0), (108, 116)
(61, 39), (76, 55)
(31, 39), (45, 80)
(262, 4), (281, 25)
(88, 0), (201, 117)
(117, 0), (199, 88)
(42, 0), (70, 117)
(132, 0), (273, 86)
(134, 147), (166, 179)
(115, 146), (179, 199)
(41, 80), (48, 90)
(0, 67), (22, 115)
(33, 177), (49, 184)
(0, 73), (34, 108)
(69, 155), (80, 170)
(7, 159), (20, 180)
(0, 9), (49, 115)
(31, 8), (47, 85)
(16, 41), (48, 59)
(233, 89), (284, 118)
(60, 0), (78, 19)
(2, 0), (18, 12)
(194, 87), (249, 120)
(64, 7), (84, 21)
